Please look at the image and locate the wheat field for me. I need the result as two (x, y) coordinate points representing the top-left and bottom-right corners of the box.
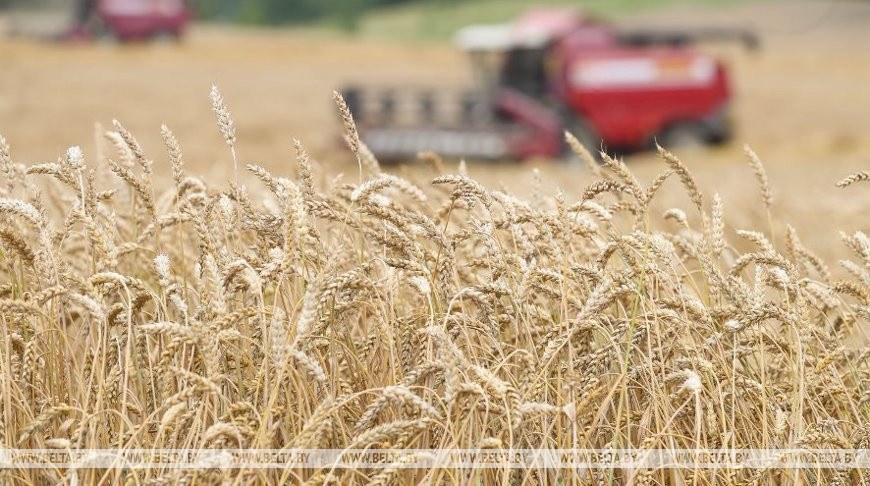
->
(0, 86), (866, 485)
(3, 2), (870, 267)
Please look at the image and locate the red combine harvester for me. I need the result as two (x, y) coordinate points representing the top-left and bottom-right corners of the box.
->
(67, 0), (190, 41)
(342, 8), (757, 161)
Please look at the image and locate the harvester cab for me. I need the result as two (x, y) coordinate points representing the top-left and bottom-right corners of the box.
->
(342, 8), (758, 162)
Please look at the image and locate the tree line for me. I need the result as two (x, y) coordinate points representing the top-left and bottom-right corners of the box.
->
(195, 0), (423, 29)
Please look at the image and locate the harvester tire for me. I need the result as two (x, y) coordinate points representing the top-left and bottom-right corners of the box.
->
(659, 122), (707, 150)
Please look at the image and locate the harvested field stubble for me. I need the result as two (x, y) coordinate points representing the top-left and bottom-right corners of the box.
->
(0, 88), (867, 485)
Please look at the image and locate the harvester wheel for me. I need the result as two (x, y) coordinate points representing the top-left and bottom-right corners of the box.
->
(94, 22), (119, 44)
(151, 30), (180, 44)
(659, 122), (707, 150)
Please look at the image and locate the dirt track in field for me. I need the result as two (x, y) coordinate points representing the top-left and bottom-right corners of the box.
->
(0, 1), (868, 257)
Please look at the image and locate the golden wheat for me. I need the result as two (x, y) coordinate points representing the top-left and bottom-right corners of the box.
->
(0, 88), (866, 485)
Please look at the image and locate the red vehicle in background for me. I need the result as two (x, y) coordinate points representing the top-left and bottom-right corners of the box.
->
(67, 0), (190, 41)
(342, 8), (758, 161)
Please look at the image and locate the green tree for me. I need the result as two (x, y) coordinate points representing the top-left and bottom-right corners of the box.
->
(193, 0), (424, 27)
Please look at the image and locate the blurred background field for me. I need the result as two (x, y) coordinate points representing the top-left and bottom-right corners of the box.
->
(0, 0), (868, 259)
